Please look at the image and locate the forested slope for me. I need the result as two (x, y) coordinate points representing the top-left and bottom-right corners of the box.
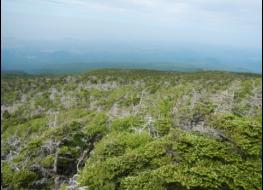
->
(1, 70), (262, 190)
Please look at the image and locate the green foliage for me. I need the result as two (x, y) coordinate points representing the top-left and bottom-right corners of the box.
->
(154, 118), (172, 136)
(1, 163), (14, 186)
(111, 116), (143, 132)
(40, 155), (55, 168)
(211, 114), (262, 158)
(5, 169), (38, 189)
(84, 112), (109, 136)
(78, 138), (173, 189)
(14, 170), (38, 188)
(59, 185), (69, 190)
(192, 101), (215, 118)
(1, 70), (262, 190)
(91, 132), (152, 161)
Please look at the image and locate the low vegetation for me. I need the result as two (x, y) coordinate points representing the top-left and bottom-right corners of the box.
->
(1, 69), (262, 190)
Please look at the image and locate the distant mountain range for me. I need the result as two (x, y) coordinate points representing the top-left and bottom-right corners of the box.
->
(1, 44), (262, 74)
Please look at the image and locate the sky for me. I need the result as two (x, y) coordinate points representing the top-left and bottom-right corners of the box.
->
(1, 0), (262, 73)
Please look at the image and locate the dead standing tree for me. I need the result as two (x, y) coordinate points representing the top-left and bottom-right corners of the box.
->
(47, 110), (60, 128)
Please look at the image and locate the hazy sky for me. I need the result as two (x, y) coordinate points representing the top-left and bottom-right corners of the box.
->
(2, 0), (262, 49)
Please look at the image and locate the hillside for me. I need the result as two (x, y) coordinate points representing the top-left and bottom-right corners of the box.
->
(1, 69), (262, 190)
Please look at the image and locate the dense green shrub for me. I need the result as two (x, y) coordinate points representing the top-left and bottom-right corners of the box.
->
(1, 70), (261, 190)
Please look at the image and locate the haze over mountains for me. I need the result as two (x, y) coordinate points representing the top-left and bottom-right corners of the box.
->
(1, 0), (262, 74)
(1, 39), (262, 74)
